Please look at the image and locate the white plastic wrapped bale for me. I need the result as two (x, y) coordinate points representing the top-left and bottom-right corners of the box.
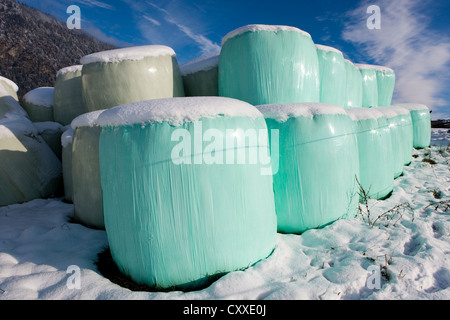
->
(71, 110), (105, 229)
(219, 25), (320, 105)
(0, 84), (28, 120)
(393, 103), (431, 149)
(355, 64), (379, 108)
(0, 117), (63, 206)
(61, 127), (74, 203)
(375, 66), (396, 107)
(0, 76), (19, 101)
(81, 45), (185, 112)
(34, 122), (65, 160)
(256, 103), (360, 234)
(180, 52), (219, 97)
(53, 65), (88, 126)
(344, 60), (363, 108)
(346, 108), (394, 200)
(22, 87), (55, 122)
(316, 45), (347, 108)
(96, 97), (277, 290)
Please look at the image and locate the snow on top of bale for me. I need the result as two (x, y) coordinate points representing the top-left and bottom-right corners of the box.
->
(0, 76), (19, 93)
(34, 121), (64, 133)
(179, 52), (220, 76)
(345, 107), (385, 121)
(315, 44), (343, 55)
(61, 127), (75, 148)
(23, 87), (54, 108)
(0, 116), (38, 139)
(354, 64), (394, 73)
(392, 103), (430, 111)
(222, 24), (311, 46)
(71, 110), (106, 130)
(256, 103), (347, 122)
(80, 45), (176, 65)
(372, 106), (411, 118)
(56, 65), (82, 78)
(96, 97), (263, 127)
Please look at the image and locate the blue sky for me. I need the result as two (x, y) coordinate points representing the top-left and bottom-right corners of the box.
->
(20, 0), (450, 119)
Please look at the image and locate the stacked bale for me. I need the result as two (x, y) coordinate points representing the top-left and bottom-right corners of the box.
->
(346, 108), (394, 200)
(344, 59), (363, 108)
(53, 65), (87, 126)
(375, 66), (396, 107)
(355, 64), (379, 108)
(71, 110), (105, 229)
(0, 76), (19, 101)
(316, 45), (347, 107)
(0, 83), (28, 120)
(219, 24), (320, 105)
(81, 45), (185, 112)
(61, 127), (75, 203)
(394, 104), (431, 149)
(256, 103), (360, 234)
(22, 87), (55, 122)
(34, 121), (65, 160)
(96, 97), (277, 290)
(180, 52), (219, 97)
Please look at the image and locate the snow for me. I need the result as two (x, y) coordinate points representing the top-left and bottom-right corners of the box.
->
(179, 52), (220, 76)
(0, 116), (38, 139)
(0, 76), (19, 93)
(0, 129), (448, 301)
(315, 44), (343, 55)
(96, 97), (263, 127)
(56, 65), (82, 78)
(80, 45), (176, 65)
(354, 64), (395, 73)
(345, 107), (385, 121)
(372, 106), (411, 118)
(256, 103), (347, 122)
(61, 127), (75, 148)
(22, 87), (54, 108)
(221, 24), (311, 46)
(70, 110), (106, 130)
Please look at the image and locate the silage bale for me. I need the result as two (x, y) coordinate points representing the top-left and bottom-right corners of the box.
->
(219, 24), (320, 105)
(80, 45), (185, 112)
(22, 87), (55, 122)
(96, 97), (277, 290)
(256, 103), (360, 234)
(180, 52), (219, 97)
(0, 117), (63, 206)
(0, 84), (28, 120)
(61, 127), (74, 203)
(0, 76), (19, 101)
(53, 65), (87, 126)
(375, 66), (396, 107)
(344, 59), (363, 108)
(34, 122), (65, 160)
(355, 64), (379, 108)
(346, 108), (394, 200)
(71, 110), (105, 229)
(316, 45), (347, 107)
(393, 103), (431, 149)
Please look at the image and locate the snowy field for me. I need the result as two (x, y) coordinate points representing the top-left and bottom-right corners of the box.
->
(0, 128), (448, 301)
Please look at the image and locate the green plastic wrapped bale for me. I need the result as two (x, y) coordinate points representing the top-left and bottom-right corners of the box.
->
(394, 104), (431, 149)
(389, 106), (413, 165)
(61, 127), (74, 203)
(96, 97), (277, 290)
(316, 45), (347, 108)
(372, 107), (411, 178)
(0, 76), (19, 101)
(355, 64), (379, 108)
(256, 103), (360, 234)
(0, 84), (29, 120)
(71, 110), (105, 229)
(344, 59), (363, 108)
(180, 53), (219, 97)
(219, 25), (320, 105)
(375, 67), (396, 107)
(53, 65), (88, 126)
(81, 45), (185, 112)
(0, 117), (63, 206)
(34, 122), (65, 160)
(22, 87), (55, 122)
(346, 108), (394, 200)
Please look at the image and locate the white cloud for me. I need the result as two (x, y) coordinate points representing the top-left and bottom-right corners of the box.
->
(342, 0), (450, 118)
(76, 0), (115, 11)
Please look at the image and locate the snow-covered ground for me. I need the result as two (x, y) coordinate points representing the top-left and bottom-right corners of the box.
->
(0, 128), (448, 301)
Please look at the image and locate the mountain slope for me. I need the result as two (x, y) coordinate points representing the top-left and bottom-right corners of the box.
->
(0, 0), (116, 99)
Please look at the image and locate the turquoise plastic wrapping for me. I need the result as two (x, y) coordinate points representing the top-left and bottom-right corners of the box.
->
(54, 66), (88, 126)
(376, 69), (396, 107)
(72, 125), (104, 229)
(219, 26), (320, 105)
(98, 116), (277, 289)
(0, 118), (63, 206)
(395, 104), (431, 149)
(181, 54), (219, 97)
(81, 53), (185, 112)
(346, 108), (394, 200)
(357, 65), (378, 108)
(344, 60), (363, 108)
(257, 103), (360, 234)
(316, 46), (347, 107)
(395, 109), (414, 165)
